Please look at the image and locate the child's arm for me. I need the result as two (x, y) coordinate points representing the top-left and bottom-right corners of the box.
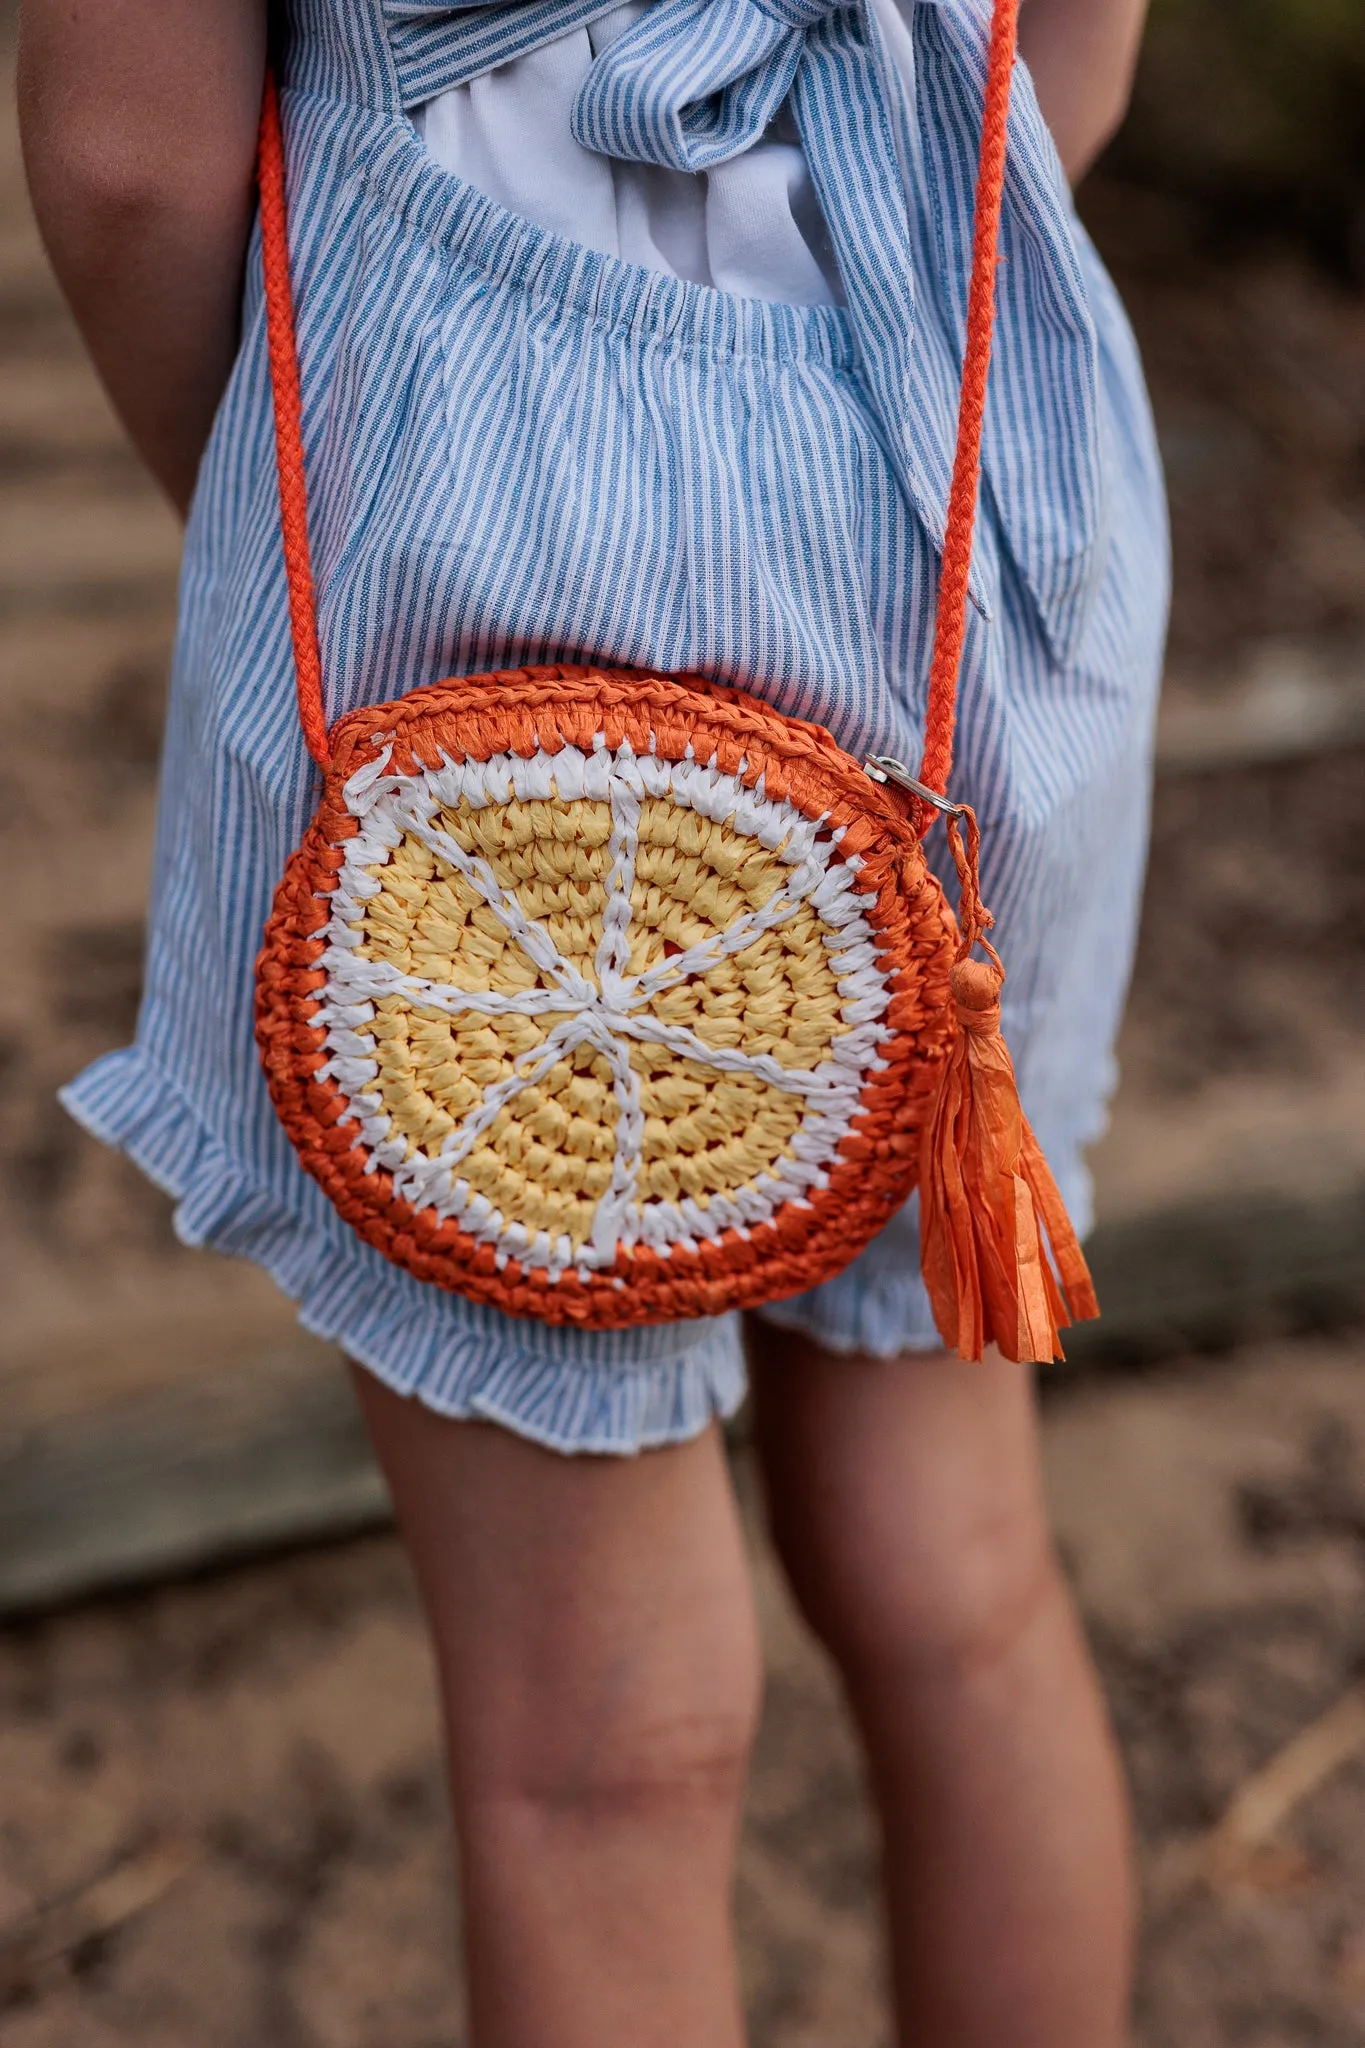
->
(1018, 0), (1150, 180)
(18, 0), (267, 515)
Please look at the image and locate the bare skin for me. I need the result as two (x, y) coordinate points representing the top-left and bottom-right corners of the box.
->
(748, 1326), (1135, 2046)
(1018, 0), (1150, 181)
(17, 0), (267, 512)
(357, 1335), (1134, 2048)
(352, 1380), (762, 2048)
(22, 0), (1148, 2036)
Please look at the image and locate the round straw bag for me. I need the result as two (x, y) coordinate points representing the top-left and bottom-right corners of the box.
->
(253, 0), (1098, 1359)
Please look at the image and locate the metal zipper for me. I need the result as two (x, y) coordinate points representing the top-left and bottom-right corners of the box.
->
(863, 756), (968, 820)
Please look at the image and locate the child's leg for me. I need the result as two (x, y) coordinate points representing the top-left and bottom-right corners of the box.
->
(352, 1371), (761, 2048)
(748, 1325), (1134, 2048)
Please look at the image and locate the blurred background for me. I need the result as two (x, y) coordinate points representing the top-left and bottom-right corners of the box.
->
(1, 2), (1364, 2042)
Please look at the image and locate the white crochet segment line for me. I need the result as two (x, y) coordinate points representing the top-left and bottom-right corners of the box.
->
(310, 737), (897, 1284)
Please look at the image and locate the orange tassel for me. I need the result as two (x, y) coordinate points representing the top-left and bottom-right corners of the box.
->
(918, 816), (1099, 1364)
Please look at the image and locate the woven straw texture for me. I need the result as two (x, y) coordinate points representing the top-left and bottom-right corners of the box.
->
(256, 667), (957, 1326)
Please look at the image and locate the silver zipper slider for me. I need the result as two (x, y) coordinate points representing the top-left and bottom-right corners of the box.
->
(863, 756), (968, 820)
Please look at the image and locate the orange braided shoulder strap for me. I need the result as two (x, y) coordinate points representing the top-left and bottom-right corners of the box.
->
(252, 0), (1099, 1360)
(257, 76), (329, 771)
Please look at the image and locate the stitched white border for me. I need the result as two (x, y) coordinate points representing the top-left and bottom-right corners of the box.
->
(310, 739), (895, 1281)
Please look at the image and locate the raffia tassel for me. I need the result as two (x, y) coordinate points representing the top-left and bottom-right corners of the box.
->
(919, 954), (1099, 1364)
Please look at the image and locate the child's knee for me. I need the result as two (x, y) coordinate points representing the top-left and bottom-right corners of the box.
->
(882, 1512), (1062, 1684)
(772, 1475), (1060, 1690)
(465, 1705), (761, 1868)
(461, 1603), (763, 1840)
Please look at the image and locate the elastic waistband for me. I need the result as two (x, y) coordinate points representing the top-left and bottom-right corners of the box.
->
(317, 93), (857, 372)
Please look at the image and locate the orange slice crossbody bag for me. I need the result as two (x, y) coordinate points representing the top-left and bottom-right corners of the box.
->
(252, 0), (1099, 1362)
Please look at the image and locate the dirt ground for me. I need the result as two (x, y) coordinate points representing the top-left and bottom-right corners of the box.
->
(5, 1337), (1365, 2047)
(5, 7), (1365, 2041)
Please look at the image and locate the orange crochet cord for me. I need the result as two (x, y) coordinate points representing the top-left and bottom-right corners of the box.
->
(253, 3), (1022, 808)
(916, 0), (1020, 820)
(257, 73), (330, 771)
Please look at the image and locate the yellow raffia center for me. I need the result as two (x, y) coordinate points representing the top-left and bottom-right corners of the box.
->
(353, 793), (849, 1251)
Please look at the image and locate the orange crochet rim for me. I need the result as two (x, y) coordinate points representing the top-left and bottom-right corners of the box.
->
(255, 665), (957, 1326)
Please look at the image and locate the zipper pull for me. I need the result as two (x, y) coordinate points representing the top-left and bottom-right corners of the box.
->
(863, 756), (968, 820)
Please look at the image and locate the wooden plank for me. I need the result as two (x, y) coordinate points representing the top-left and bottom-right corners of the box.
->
(1065, 1176), (1365, 1372)
(1156, 646), (1365, 773)
(0, 1334), (390, 1616)
(3, 1176), (1364, 1616)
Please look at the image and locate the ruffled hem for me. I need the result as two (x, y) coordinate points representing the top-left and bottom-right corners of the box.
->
(59, 1048), (747, 1457)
